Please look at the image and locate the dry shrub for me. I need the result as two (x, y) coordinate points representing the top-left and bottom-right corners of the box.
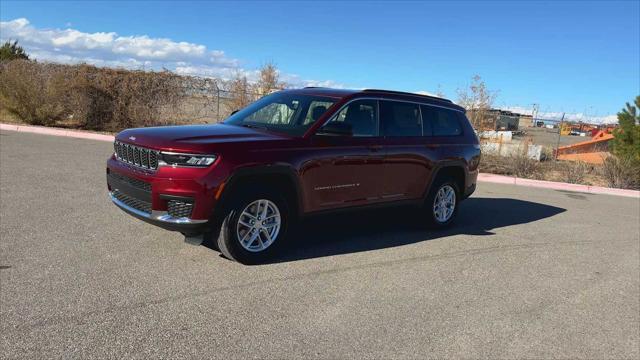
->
(67, 65), (182, 131)
(478, 153), (511, 175)
(561, 161), (589, 184)
(510, 151), (539, 178)
(601, 156), (640, 190)
(479, 152), (540, 179)
(0, 60), (68, 125)
(0, 60), (287, 130)
(0, 61), (184, 131)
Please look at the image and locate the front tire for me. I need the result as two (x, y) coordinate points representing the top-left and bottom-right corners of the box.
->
(216, 188), (289, 264)
(424, 177), (459, 228)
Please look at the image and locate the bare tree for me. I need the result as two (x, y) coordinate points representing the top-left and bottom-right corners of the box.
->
(226, 72), (252, 113)
(256, 62), (285, 96)
(456, 75), (497, 129)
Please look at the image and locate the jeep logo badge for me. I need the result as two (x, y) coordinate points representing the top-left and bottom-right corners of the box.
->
(128, 136), (136, 141)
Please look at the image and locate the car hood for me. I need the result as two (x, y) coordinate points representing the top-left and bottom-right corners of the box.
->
(116, 124), (290, 152)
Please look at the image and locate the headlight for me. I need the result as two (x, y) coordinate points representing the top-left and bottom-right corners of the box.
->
(159, 152), (217, 167)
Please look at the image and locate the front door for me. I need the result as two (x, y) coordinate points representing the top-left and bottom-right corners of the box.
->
(302, 99), (385, 211)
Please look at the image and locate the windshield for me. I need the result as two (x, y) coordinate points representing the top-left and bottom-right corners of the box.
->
(223, 93), (336, 136)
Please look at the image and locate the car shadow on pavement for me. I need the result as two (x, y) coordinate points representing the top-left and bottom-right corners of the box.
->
(265, 197), (566, 264)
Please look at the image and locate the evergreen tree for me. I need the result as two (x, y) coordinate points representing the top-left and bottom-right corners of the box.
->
(612, 96), (640, 163)
(0, 40), (29, 61)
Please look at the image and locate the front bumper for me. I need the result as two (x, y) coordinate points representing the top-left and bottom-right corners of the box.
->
(109, 191), (208, 232)
(106, 156), (224, 233)
(463, 169), (479, 199)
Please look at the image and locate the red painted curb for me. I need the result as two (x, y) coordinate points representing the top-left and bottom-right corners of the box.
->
(2, 123), (639, 198)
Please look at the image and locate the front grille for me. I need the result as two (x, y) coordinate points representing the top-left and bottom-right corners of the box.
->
(114, 141), (160, 170)
(167, 200), (194, 218)
(109, 171), (151, 192)
(112, 189), (152, 214)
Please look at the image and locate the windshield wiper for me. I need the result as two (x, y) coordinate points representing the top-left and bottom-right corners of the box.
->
(240, 123), (267, 129)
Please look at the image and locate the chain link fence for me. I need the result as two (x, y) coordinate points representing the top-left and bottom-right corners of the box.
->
(159, 86), (267, 125)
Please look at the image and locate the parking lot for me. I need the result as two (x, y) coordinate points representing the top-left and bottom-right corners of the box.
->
(1, 130), (639, 359)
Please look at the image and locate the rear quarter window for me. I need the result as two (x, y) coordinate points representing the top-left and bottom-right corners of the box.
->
(421, 105), (463, 137)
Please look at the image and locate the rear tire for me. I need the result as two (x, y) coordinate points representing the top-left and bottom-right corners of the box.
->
(215, 187), (289, 264)
(424, 176), (460, 228)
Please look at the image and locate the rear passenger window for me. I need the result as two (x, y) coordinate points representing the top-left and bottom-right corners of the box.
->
(380, 101), (422, 137)
(421, 106), (463, 136)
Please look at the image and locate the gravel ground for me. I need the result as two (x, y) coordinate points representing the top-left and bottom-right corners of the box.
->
(518, 126), (590, 148)
(1, 130), (639, 359)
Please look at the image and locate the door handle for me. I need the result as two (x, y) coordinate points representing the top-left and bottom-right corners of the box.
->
(425, 144), (438, 150)
(368, 145), (383, 152)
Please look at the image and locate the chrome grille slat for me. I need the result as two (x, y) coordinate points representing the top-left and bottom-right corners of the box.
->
(149, 151), (158, 169)
(114, 141), (160, 170)
(133, 147), (140, 166)
(140, 149), (149, 168)
(127, 144), (133, 163)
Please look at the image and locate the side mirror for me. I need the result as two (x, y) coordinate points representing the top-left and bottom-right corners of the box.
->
(316, 122), (353, 136)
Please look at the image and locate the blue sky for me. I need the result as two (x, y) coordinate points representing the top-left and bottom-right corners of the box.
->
(1, 0), (639, 122)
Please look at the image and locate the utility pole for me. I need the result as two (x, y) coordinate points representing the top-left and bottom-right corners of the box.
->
(530, 103), (540, 127)
(554, 112), (566, 160)
(532, 103), (539, 121)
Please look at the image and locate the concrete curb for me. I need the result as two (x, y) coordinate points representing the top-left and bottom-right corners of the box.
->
(2, 122), (639, 199)
(477, 173), (640, 198)
(0, 123), (115, 142)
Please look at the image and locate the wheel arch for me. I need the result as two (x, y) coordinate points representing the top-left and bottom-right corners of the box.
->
(214, 164), (303, 222)
(424, 162), (467, 200)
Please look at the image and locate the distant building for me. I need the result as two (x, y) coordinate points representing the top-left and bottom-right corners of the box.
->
(469, 109), (520, 131)
(518, 114), (534, 128)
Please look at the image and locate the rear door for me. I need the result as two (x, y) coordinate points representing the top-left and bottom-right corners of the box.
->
(379, 100), (434, 200)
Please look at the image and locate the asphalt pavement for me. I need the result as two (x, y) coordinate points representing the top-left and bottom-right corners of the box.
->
(1, 130), (639, 359)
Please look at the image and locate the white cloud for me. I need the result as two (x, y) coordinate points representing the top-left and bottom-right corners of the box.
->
(0, 18), (342, 87)
(280, 74), (345, 89)
(502, 106), (618, 125)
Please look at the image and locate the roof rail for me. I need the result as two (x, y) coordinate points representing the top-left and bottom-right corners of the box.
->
(362, 89), (453, 103)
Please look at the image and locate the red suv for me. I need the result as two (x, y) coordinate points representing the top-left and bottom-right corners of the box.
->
(107, 88), (481, 264)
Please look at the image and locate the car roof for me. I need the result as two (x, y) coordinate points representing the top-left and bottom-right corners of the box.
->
(282, 87), (464, 112)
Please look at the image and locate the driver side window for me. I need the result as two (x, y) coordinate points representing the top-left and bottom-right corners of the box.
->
(326, 99), (379, 137)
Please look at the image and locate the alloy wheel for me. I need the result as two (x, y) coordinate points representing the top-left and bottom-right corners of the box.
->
(433, 185), (456, 223)
(236, 199), (281, 252)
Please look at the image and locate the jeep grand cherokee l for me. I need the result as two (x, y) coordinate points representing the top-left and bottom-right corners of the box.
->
(106, 88), (481, 264)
